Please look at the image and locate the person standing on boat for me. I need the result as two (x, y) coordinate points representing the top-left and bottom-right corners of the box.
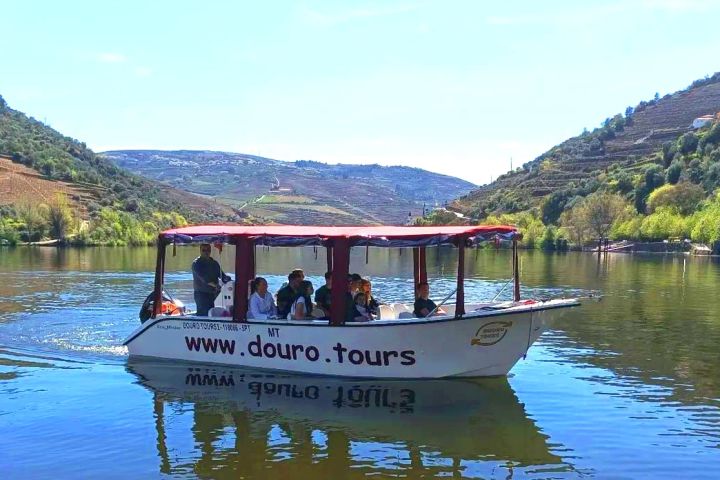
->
(414, 282), (446, 317)
(248, 277), (277, 320)
(314, 271), (332, 317)
(277, 271), (303, 318)
(192, 243), (231, 316)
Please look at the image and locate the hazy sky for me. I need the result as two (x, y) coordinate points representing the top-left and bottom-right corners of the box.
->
(2, 0), (719, 185)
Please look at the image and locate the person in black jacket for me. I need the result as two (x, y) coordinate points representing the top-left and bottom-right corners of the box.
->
(192, 244), (231, 316)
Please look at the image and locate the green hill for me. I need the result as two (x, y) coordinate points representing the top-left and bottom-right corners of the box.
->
(0, 95), (239, 245)
(102, 150), (476, 225)
(447, 73), (720, 249)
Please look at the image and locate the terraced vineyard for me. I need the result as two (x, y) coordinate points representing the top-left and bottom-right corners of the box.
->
(452, 75), (720, 218)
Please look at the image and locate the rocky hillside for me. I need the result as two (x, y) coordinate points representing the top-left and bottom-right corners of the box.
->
(104, 150), (476, 225)
(452, 73), (720, 220)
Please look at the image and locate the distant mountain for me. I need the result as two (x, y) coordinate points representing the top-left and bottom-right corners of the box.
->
(103, 150), (476, 225)
(451, 73), (720, 221)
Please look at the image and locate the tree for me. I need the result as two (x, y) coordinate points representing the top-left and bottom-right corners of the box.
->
(16, 200), (48, 241)
(614, 171), (634, 194)
(666, 160), (683, 185)
(645, 165), (665, 190)
(48, 193), (74, 240)
(583, 193), (630, 240)
(541, 191), (570, 225)
(688, 159), (705, 184)
(647, 183), (705, 215)
(561, 193), (630, 245)
(678, 132), (699, 155)
(560, 205), (591, 246)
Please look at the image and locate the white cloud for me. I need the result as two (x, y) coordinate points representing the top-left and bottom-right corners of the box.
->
(97, 52), (127, 63)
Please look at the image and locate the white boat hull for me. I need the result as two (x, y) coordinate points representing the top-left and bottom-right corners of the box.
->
(124, 299), (578, 378)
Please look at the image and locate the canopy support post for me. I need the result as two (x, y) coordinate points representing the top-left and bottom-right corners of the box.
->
(512, 239), (520, 302)
(152, 238), (166, 318)
(412, 247), (419, 297)
(419, 247), (427, 285)
(233, 237), (253, 322)
(326, 245), (333, 273)
(412, 247), (427, 298)
(455, 237), (466, 317)
(329, 238), (350, 326)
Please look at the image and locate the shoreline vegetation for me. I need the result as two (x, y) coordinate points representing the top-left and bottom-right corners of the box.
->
(0, 197), (188, 247)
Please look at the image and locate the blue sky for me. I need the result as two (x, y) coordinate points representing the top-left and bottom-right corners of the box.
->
(2, 0), (718, 185)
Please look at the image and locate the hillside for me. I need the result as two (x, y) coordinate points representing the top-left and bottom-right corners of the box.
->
(0, 95), (239, 245)
(103, 150), (476, 225)
(452, 73), (720, 221)
(445, 72), (720, 250)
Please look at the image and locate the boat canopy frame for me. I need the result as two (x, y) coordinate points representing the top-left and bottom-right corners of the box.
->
(152, 225), (522, 326)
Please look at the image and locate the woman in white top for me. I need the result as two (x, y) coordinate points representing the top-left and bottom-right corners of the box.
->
(248, 277), (277, 320)
(289, 280), (314, 320)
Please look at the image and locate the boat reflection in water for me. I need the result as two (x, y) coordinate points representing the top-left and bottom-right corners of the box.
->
(127, 360), (569, 478)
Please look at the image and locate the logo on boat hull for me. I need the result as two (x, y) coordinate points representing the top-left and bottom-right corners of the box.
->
(471, 321), (512, 346)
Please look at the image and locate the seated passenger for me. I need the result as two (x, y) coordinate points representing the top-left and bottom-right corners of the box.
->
(352, 292), (374, 322)
(277, 271), (302, 318)
(248, 277), (277, 320)
(349, 273), (362, 296)
(291, 268), (305, 281)
(413, 282), (446, 318)
(359, 278), (381, 316)
(289, 280), (314, 320)
(314, 271), (332, 318)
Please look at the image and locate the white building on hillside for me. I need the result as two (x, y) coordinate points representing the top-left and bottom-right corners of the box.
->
(691, 114), (715, 129)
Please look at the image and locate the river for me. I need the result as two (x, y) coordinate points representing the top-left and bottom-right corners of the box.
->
(1, 246), (719, 478)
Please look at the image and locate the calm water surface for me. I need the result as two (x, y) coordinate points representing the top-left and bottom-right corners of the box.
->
(1, 247), (719, 479)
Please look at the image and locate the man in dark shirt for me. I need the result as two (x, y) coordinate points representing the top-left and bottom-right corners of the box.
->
(314, 271), (332, 317)
(192, 244), (231, 316)
(277, 271), (302, 318)
(413, 282), (446, 318)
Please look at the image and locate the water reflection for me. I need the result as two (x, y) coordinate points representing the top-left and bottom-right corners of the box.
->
(128, 360), (567, 478)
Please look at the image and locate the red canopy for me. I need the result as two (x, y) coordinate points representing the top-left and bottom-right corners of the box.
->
(160, 224), (518, 247)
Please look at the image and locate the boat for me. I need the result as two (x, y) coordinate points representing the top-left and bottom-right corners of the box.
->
(123, 225), (580, 378)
